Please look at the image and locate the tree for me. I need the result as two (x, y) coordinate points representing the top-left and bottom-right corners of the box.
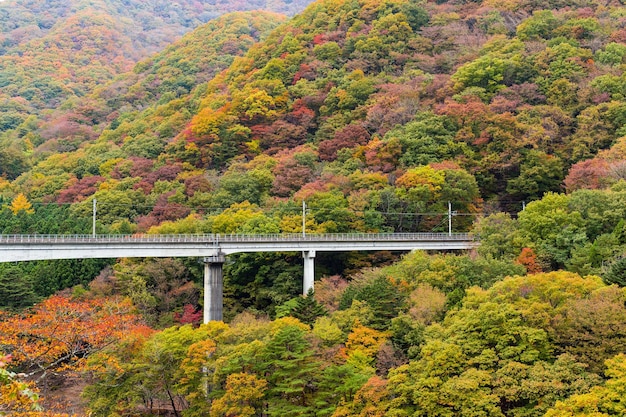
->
(271, 147), (316, 197)
(30, 258), (112, 298)
(471, 213), (521, 260)
(312, 316), (344, 347)
(507, 150), (564, 201)
(516, 247), (543, 274)
(381, 250), (524, 308)
(224, 252), (302, 316)
(318, 124), (370, 162)
(313, 275), (348, 312)
(210, 373), (267, 417)
(339, 275), (406, 330)
(401, 0), (429, 31)
(406, 283), (447, 325)
(213, 165), (274, 207)
(390, 314), (425, 360)
(564, 159), (612, 192)
(388, 341), (504, 417)
(552, 286), (626, 374)
(386, 271), (605, 416)
(330, 376), (391, 417)
(344, 324), (389, 360)
(290, 289), (327, 326)
(604, 257), (626, 287)
(561, 190), (626, 246)
(494, 354), (602, 416)
(72, 188), (147, 226)
(56, 175), (105, 204)
(83, 329), (157, 416)
(544, 354), (626, 416)
(113, 257), (199, 327)
(0, 265), (38, 310)
(516, 10), (558, 41)
(8, 193), (34, 215)
(452, 55), (507, 96)
(0, 353), (47, 416)
(210, 202), (279, 234)
(384, 112), (462, 167)
(517, 193), (587, 269)
(315, 358), (375, 417)
(0, 295), (151, 393)
(259, 324), (320, 416)
(597, 42), (626, 66)
(141, 325), (211, 416)
(174, 304), (203, 326)
(389, 164), (481, 233)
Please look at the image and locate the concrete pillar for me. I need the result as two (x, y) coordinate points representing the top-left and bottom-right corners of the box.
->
(302, 250), (315, 295)
(203, 254), (225, 323)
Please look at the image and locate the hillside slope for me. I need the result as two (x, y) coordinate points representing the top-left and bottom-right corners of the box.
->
(0, 0), (312, 144)
(3, 0), (626, 310)
(10, 0), (626, 223)
(4, 2), (626, 415)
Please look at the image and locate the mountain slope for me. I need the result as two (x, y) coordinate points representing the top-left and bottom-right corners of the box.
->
(0, 0), (313, 140)
(29, 11), (287, 157)
(4, 0), (626, 239)
(11, 0), (626, 219)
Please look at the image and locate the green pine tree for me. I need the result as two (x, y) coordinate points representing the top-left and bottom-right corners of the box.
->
(339, 276), (406, 330)
(604, 257), (626, 287)
(0, 265), (37, 310)
(291, 289), (327, 325)
(260, 325), (321, 416)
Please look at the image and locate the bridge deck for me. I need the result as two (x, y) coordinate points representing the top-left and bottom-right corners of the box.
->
(0, 232), (474, 243)
(0, 233), (478, 263)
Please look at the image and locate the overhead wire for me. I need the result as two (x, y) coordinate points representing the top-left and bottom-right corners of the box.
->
(27, 200), (483, 218)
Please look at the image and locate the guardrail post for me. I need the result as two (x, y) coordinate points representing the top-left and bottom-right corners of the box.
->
(203, 254), (226, 323)
(302, 250), (315, 295)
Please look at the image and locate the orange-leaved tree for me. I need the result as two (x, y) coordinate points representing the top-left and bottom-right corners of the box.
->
(1, 353), (41, 414)
(0, 353), (74, 416)
(0, 295), (152, 385)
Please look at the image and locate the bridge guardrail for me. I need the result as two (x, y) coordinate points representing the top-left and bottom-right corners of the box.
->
(0, 233), (475, 244)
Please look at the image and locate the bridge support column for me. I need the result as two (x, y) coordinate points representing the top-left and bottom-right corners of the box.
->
(302, 250), (315, 295)
(203, 254), (225, 323)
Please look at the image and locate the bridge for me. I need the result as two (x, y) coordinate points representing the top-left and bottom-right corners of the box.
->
(0, 233), (478, 322)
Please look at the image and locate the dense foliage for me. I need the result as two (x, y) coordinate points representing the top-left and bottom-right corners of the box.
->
(0, 0), (309, 177)
(8, 0), (626, 237)
(4, 0), (626, 316)
(0, 0), (308, 139)
(77, 271), (626, 417)
(3, 0), (626, 414)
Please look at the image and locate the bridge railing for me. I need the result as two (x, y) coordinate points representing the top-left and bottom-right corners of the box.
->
(0, 233), (475, 244)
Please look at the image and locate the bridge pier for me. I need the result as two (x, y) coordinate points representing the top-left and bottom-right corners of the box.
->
(203, 254), (225, 323)
(303, 250), (315, 295)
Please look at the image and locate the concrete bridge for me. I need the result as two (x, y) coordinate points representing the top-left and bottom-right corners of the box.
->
(0, 233), (478, 322)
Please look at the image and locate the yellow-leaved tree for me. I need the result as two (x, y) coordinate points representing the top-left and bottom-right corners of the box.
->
(9, 193), (34, 215)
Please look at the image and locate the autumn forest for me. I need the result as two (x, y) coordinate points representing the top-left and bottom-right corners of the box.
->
(3, 0), (626, 415)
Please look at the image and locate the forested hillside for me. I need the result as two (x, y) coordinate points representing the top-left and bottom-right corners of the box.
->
(3, 0), (626, 414)
(0, 0), (311, 176)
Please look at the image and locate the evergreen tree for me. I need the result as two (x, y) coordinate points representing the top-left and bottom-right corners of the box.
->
(290, 289), (327, 325)
(30, 259), (112, 297)
(259, 325), (321, 416)
(339, 276), (406, 330)
(604, 257), (626, 287)
(0, 265), (37, 310)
